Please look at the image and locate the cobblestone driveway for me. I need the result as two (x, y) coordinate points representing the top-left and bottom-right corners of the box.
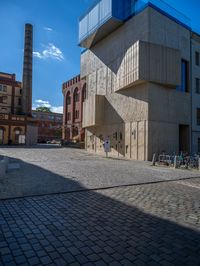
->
(0, 146), (200, 265)
(1, 145), (200, 199)
(0, 178), (200, 265)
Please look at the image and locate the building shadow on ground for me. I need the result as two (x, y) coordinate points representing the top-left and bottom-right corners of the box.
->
(0, 157), (200, 265)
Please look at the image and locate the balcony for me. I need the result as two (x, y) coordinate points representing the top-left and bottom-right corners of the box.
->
(79, 0), (133, 48)
(82, 95), (105, 128)
(79, 0), (190, 49)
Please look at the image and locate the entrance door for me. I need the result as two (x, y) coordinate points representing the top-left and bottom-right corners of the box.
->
(0, 128), (4, 144)
(14, 129), (21, 144)
(179, 125), (189, 153)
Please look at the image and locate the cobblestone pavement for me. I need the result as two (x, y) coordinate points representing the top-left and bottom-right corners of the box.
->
(0, 177), (200, 266)
(1, 145), (200, 199)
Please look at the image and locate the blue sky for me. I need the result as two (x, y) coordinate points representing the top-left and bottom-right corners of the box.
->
(0, 0), (199, 113)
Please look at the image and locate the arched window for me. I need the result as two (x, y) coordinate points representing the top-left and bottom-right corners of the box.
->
(74, 88), (79, 102)
(0, 127), (5, 144)
(66, 91), (71, 105)
(82, 84), (86, 102)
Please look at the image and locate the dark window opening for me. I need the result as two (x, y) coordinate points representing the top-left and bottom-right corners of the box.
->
(66, 92), (71, 105)
(197, 108), (200, 125)
(67, 112), (71, 121)
(198, 138), (200, 153)
(196, 78), (200, 94)
(177, 59), (189, 92)
(74, 91), (79, 102)
(195, 51), (200, 66)
(75, 110), (79, 119)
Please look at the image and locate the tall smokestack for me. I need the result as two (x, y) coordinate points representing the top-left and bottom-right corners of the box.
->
(22, 23), (33, 115)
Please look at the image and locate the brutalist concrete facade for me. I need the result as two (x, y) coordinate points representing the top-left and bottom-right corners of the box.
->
(80, 0), (199, 160)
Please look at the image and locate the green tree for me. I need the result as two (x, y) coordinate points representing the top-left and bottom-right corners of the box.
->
(36, 106), (52, 113)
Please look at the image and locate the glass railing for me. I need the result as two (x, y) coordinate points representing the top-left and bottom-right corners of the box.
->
(79, 0), (112, 43)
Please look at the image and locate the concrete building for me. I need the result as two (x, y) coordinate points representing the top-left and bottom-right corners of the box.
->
(191, 32), (200, 153)
(32, 111), (62, 143)
(79, 0), (200, 160)
(62, 75), (86, 142)
(0, 24), (37, 145)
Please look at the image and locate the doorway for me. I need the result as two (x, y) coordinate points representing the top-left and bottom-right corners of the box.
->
(0, 128), (4, 144)
(179, 125), (189, 153)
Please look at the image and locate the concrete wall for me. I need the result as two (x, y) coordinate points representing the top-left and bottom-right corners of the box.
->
(82, 6), (191, 160)
(191, 34), (200, 153)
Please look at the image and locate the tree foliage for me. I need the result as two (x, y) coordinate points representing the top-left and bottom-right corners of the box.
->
(36, 106), (52, 113)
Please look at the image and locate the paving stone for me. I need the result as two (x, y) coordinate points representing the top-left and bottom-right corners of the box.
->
(28, 256), (40, 266)
(40, 256), (52, 265)
(0, 147), (200, 266)
(14, 255), (27, 264)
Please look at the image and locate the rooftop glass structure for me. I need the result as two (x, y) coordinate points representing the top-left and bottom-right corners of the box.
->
(78, 0), (191, 48)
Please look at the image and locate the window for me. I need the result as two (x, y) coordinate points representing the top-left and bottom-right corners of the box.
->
(75, 110), (79, 119)
(1, 108), (7, 113)
(74, 88), (79, 102)
(0, 96), (7, 104)
(195, 51), (200, 66)
(177, 59), (189, 92)
(18, 98), (22, 105)
(67, 112), (71, 121)
(66, 92), (71, 105)
(48, 115), (54, 120)
(0, 85), (7, 92)
(56, 116), (62, 122)
(196, 78), (200, 94)
(197, 108), (200, 125)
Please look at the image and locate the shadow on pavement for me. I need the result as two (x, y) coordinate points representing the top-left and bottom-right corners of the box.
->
(0, 157), (200, 265)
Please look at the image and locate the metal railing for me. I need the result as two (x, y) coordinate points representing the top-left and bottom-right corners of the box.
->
(156, 153), (199, 170)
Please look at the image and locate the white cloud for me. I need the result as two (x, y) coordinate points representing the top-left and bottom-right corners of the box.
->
(33, 43), (64, 61)
(33, 99), (63, 114)
(32, 52), (42, 59)
(43, 27), (53, 31)
(51, 106), (63, 114)
(35, 99), (49, 104)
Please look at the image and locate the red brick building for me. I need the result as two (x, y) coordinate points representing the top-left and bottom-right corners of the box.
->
(62, 75), (86, 142)
(32, 111), (63, 143)
(0, 72), (37, 145)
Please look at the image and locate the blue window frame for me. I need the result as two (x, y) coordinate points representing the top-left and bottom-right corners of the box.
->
(177, 59), (189, 92)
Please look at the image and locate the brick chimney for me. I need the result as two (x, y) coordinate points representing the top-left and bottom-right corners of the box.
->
(22, 23), (33, 115)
